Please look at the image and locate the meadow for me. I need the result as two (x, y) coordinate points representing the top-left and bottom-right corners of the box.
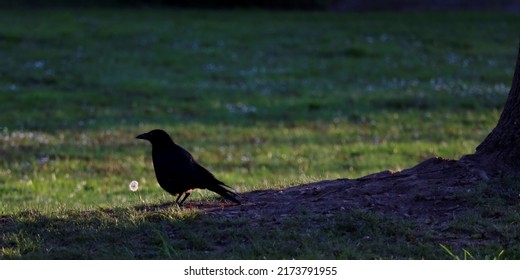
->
(1, 10), (519, 259)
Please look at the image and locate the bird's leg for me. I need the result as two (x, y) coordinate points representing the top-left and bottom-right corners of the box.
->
(175, 193), (183, 207)
(178, 190), (192, 206)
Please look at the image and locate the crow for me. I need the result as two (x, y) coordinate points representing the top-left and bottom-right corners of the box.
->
(136, 129), (240, 206)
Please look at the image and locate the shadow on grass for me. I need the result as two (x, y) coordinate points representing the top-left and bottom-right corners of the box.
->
(0, 201), (437, 259)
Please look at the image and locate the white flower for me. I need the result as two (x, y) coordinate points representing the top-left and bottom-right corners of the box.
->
(128, 180), (144, 204)
(129, 180), (139, 192)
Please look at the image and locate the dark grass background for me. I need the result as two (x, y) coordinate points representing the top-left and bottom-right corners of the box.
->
(1, 0), (519, 12)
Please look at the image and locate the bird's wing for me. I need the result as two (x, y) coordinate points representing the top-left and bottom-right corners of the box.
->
(152, 144), (197, 186)
(193, 162), (240, 203)
(194, 163), (233, 189)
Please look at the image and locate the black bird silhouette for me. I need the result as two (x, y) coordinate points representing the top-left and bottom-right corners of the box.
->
(136, 129), (240, 206)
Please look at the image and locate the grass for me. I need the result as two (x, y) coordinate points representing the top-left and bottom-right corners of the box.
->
(1, 208), (427, 259)
(1, 9), (520, 259)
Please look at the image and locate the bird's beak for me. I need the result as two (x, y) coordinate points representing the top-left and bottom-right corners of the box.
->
(136, 133), (148, 140)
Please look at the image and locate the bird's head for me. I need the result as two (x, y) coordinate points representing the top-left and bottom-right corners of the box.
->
(136, 129), (175, 146)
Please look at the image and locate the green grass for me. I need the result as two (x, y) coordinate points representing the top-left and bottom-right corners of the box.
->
(1, 9), (520, 259)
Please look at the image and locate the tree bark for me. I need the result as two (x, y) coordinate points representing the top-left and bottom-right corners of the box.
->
(464, 43), (520, 173)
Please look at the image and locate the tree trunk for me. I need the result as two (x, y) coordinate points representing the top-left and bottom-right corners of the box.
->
(464, 44), (520, 174)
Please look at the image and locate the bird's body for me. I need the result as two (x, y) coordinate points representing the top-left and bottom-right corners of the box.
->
(137, 129), (240, 206)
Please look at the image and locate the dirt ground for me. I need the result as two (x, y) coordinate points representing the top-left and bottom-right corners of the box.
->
(189, 157), (490, 232)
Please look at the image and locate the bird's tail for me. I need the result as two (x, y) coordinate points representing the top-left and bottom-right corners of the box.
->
(210, 183), (241, 204)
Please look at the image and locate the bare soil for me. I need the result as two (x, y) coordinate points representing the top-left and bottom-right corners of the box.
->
(189, 157), (490, 230)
